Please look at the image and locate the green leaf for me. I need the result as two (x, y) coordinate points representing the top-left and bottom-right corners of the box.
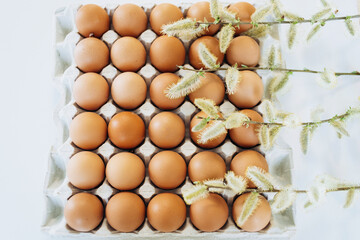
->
(191, 118), (209, 132)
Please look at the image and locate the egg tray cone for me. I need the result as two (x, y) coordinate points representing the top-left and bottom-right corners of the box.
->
(43, 0), (296, 239)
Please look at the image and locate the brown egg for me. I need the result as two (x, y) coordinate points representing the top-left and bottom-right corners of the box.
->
(226, 36), (260, 67)
(188, 151), (226, 182)
(232, 193), (271, 232)
(113, 4), (147, 37)
(190, 193), (228, 232)
(67, 151), (105, 190)
(190, 111), (226, 149)
(149, 112), (185, 149)
(111, 37), (146, 72)
(229, 109), (263, 148)
(106, 152), (145, 190)
(228, 2), (256, 34)
(75, 4), (110, 38)
(228, 70), (263, 108)
(111, 72), (147, 110)
(108, 112), (145, 149)
(189, 72), (225, 105)
(149, 36), (185, 72)
(70, 112), (107, 150)
(150, 3), (183, 35)
(73, 73), (109, 111)
(64, 193), (104, 232)
(147, 193), (186, 232)
(187, 2), (220, 35)
(106, 192), (145, 232)
(74, 37), (109, 73)
(149, 151), (186, 189)
(189, 36), (224, 69)
(230, 150), (269, 188)
(150, 73), (184, 110)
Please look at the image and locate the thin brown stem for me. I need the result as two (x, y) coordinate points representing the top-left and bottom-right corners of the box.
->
(196, 14), (360, 26)
(181, 66), (360, 76)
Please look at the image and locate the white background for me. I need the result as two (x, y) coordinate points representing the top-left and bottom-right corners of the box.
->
(0, 0), (359, 239)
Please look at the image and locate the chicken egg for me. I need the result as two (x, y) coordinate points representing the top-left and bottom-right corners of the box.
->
(189, 36), (224, 69)
(150, 3), (183, 35)
(190, 111), (226, 148)
(149, 151), (186, 189)
(228, 70), (264, 108)
(74, 37), (109, 73)
(113, 4), (147, 37)
(148, 112), (185, 149)
(75, 4), (110, 38)
(188, 151), (226, 182)
(108, 112), (145, 149)
(229, 109), (263, 148)
(228, 2), (256, 34)
(230, 150), (269, 188)
(232, 193), (271, 232)
(186, 2), (220, 35)
(64, 193), (104, 232)
(150, 73), (185, 110)
(111, 37), (146, 72)
(190, 193), (228, 232)
(189, 72), (225, 105)
(69, 112), (107, 150)
(67, 151), (105, 190)
(106, 152), (145, 190)
(111, 72), (147, 110)
(226, 36), (260, 67)
(73, 73), (109, 111)
(147, 193), (186, 232)
(150, 36), (185, 72)
(106, 192), (145, 232)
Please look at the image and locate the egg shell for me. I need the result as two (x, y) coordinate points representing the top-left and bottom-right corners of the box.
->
(226, 36), (260, 67)
(149, 73), (185, 110)
(75, 4), (110, 38)
(188, 151), (226, 182)
(189, 36), (224, 69)
(106, 192), (145, 232)
(113, 4), (147, 37)
(111, 72), (147, 110)
(66, 151), (105, 190)
(150, 3), (183, 35)
(149, 36), (186, 72)
(186, 2), (220, 35)
(64, 193), (104, 232)
(73, 73), (109, 111)
(189, 72), (225, 105)
(229, 109), (263, 148)
(147, 193), (186, 232)
(148, 112), (185, 149)
(190, 111), (226, 149)
(108, 112), (145, 149)
(230, 150), (269, 188)
(228, 2), (256, 34)
(190, 193), (228, 232)
(148, 151), (186, 189)
(106, 152), (145, 190)
(69, 112), (107, 150)
(228, 70), (264, 108)
(232, 193), (271, 232)
(111, 37), (146, 72)
(74, 37), (109, 73)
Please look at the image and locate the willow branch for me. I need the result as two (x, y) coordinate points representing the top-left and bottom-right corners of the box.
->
(181, 66), (360, 76)
(196, 14), (360, 26)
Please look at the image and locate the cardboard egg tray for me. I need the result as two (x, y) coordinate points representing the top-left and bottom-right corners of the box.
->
(43, 1), (296, 238)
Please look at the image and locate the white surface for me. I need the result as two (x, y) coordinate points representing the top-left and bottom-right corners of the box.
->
(0, 0), (359, 239)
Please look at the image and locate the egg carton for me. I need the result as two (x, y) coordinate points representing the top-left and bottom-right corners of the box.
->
(43, 0), (296, 239)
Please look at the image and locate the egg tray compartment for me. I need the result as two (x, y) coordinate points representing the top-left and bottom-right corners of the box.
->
(44, 1), (295, 239)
